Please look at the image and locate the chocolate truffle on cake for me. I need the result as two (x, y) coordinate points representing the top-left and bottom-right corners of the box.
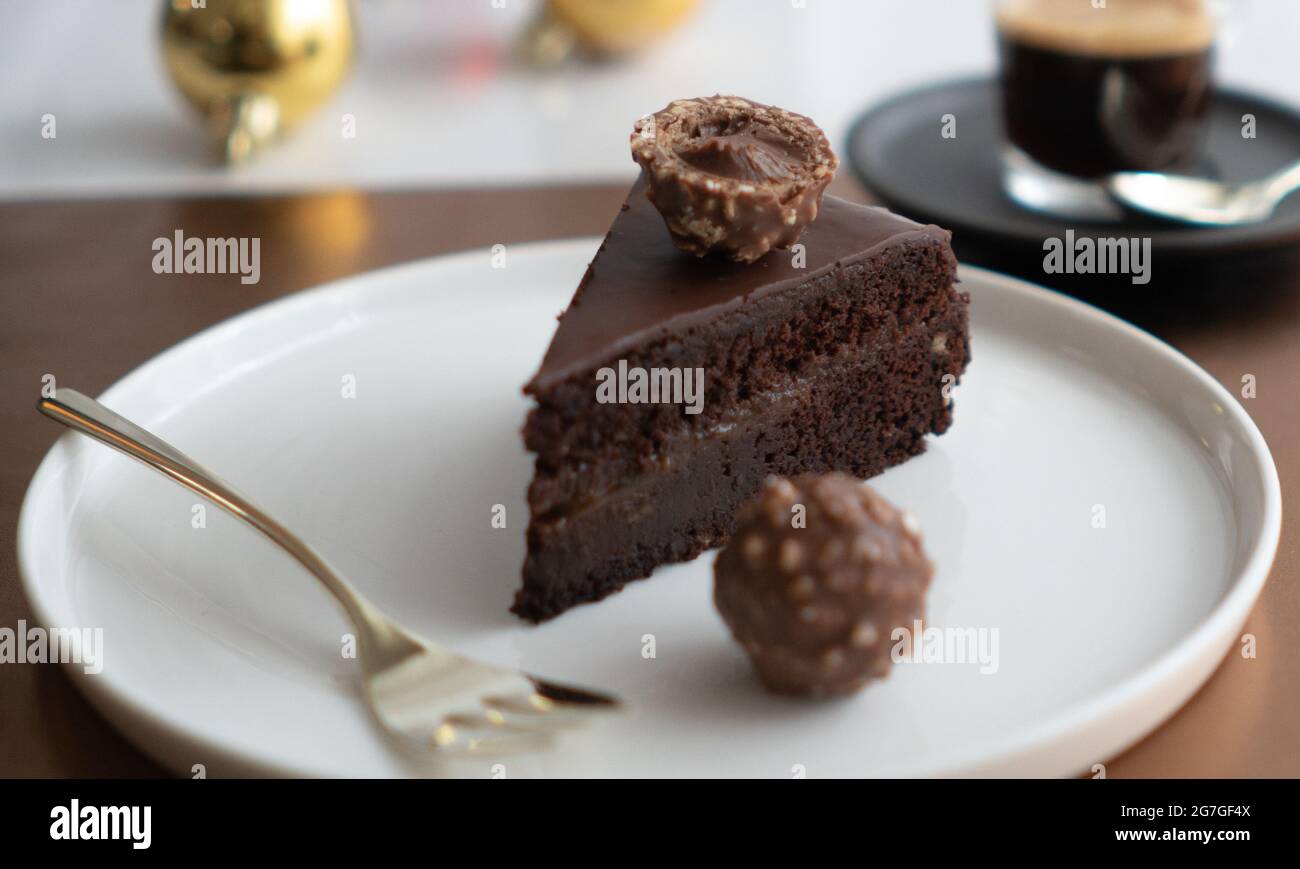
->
(713, 473), (934, 697)
(630, 95), (838, 263)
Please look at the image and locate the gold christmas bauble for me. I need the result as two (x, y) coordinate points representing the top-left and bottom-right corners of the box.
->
(522, 0), (699, 66)
(161, 0), (354, 162)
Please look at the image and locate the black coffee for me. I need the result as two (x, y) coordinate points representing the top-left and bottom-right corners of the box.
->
(997, 0), (1215, 178)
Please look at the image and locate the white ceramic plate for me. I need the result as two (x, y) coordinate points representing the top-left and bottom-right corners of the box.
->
(18, 242), (1280, 778)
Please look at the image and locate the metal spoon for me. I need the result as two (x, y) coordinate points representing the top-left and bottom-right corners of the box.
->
(1107, 159), (1300, 226)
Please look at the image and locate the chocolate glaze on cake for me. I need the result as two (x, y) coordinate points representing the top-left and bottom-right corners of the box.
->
(515, 177), (969, 622)
(528, 179), (944, 392)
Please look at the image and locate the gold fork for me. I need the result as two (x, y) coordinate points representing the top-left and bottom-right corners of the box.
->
(38, 388), (619, 756)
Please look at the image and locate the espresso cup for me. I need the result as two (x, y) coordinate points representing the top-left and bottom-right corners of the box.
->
(994, 0), (1220, 218)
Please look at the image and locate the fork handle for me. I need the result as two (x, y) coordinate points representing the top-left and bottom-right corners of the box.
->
(37, 388), (406, 653)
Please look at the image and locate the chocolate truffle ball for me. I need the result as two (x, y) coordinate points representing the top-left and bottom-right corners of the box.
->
(713, 473), (934, 697)
(630, 95), (838, 263)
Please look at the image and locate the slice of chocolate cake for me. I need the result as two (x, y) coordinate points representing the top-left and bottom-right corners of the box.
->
(514, 180), (969, 621)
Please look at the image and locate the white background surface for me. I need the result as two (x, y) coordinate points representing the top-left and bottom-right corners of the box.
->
(2, 0), (1297, 199)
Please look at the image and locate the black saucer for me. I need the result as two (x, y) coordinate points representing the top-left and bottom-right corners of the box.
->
(845, 78), (1300, 308)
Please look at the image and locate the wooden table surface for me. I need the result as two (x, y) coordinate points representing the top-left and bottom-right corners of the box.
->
(1, 179), (1296, 777)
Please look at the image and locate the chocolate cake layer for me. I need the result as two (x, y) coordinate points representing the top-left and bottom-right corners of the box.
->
(515, 178), (969, 621)
(527, 179), (951, 393)
(516, 296), (969, 621)
(524, 228), (959, 517)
